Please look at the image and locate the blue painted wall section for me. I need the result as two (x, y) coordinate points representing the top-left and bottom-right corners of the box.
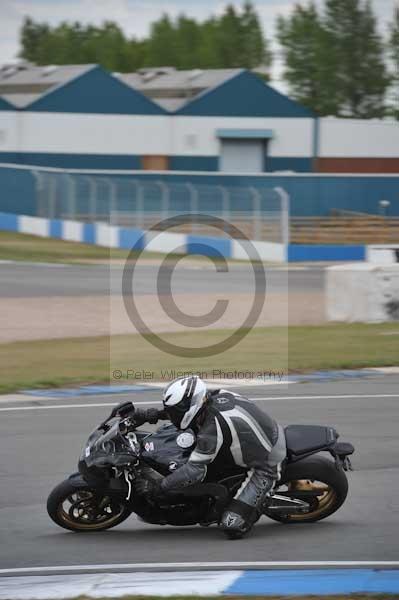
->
(288, 244), (365, 262)
(0, 210), (380, 262)
(226, 569), (399, 596)
(177, 71), (314, 118)
(0, 165), (36, 215)
(0, 212), (18, 231)
(126, 172), (399, 217)
(83, 223), (96, 244)
(0, 152), (142, 170)
(49, 219), (63, 238)
(26, 66), (165, 115)
(187, 236), (232, 258)
(1, 166), (399, 217)
(118, 227), (145, 250)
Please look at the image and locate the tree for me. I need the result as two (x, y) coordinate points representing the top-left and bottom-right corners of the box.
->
(18, 3), (272, 74)
(175, 16), (201, 69)
(241, 1), (271, 69)
(145, 15), (178, 67)
(277, 3), (336, 114)
(20, 17), (50, 63)
(216, 5), (244, 67)
(277, 0), (389, 117)
(324, 0), (388, 117)
(388, 3), (399, 118)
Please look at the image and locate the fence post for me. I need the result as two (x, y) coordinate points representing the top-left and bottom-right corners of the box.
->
(108, 178), (117, 225)
(274, 186), (290, 248)
(135, 180), (144, 230)
(157, 181), (170, 222)
(186, 183), (198, 234)
(66, 174), (76, 220)
(219, 186), (230, 235)
(31, 169), (46, 217)
(250, 187), (262, 240)
(87, 176), (97, 223)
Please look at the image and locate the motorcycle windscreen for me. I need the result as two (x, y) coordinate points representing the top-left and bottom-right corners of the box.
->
(81, 420), (137, 468)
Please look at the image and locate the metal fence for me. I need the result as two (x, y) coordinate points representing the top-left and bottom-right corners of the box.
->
(33, 170), (290, 243)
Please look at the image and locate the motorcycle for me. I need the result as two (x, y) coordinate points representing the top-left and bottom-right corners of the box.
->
(47, 403), (355, 532)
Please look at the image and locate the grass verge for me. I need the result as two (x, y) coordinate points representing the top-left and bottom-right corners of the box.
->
(0, 232), (248, 264)
(0, 323), (398, 393)
(0, 231), (172, 263)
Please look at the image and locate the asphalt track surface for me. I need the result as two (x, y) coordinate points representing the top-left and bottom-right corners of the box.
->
(0, 262), (322, 298)
(0, 376), (398, 569)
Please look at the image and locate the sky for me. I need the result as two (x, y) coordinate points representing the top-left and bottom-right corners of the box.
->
(0, 0), (397, 88)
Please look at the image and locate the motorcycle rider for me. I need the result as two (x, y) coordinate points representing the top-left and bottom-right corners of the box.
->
(119, 375), (286, 539)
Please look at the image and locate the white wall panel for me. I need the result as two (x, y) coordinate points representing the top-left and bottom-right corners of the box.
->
(0, 111), (19, 152)
(20, 113), (171, 155)
(232, 239), (285, 262)
(319, 118), (399, 157)
(170, 116), (314, 157)
(327, 263), (399, 322)
(62, 220), (83, 242)
(19, 215), (49, 237)
(95, 223), (119, 247)
(145, 231), (187, 254)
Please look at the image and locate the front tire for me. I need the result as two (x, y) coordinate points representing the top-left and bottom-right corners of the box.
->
(264, 456), (348, 524)
(47, 479), (131, 532)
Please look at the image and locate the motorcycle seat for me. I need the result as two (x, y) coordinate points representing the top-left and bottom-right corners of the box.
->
(284, 425), (338, 456)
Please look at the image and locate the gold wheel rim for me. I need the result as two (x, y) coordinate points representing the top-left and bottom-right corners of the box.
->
(282, 479), (337, 522)
(57, 492), (125, 531)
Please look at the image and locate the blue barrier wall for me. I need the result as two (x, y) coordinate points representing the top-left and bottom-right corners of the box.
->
(128, 172), (399, 216)
(1, 164), (398, 217)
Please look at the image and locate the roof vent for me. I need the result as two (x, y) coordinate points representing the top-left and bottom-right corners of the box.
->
(1, 65), (18, 78)
(42, 65), (58, 76)
(138, 67), (176, 81)
(188, 69), (203, 81)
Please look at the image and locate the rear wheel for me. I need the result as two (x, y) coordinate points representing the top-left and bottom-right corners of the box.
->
(264, 456), (348, 524)
(47, 479), (131, 532)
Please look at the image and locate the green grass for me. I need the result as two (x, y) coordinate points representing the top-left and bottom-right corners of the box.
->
(0, 231), (132, 262)
(0, 231), (179, 263)
(0, 231), (250, 264)
(0, 323), (398, 393)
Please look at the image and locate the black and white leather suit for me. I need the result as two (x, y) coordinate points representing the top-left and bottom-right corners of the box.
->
(136, 389), (286, 537)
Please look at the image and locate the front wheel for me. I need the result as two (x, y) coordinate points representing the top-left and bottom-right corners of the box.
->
(264, 456), (349, 524)
(47, 479), (131, 532)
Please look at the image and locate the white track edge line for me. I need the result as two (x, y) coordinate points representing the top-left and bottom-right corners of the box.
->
(1, 561), (399, 575)
(0, 393), (397, 412)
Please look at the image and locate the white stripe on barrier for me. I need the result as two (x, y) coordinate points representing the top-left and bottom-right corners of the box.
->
(62, 220), (83, 242)
(366, 245), (399, 264)
(19, 215), (49, 237)
(232, 239), (285, 262)
(145, 231), (187, 254)
(95, 223), (119, 248)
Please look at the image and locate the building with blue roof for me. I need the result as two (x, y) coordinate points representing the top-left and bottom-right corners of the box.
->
(0, 63), (398, 173)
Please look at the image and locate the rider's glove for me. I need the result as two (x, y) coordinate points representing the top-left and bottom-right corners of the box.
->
(111, 401), (135, 419)
(131, 408), (167, 427)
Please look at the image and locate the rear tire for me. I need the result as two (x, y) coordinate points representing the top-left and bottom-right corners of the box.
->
(47, 479), (131, 532)
(264, 456), (348, 524)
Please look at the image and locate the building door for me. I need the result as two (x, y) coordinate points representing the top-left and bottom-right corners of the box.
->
(220, 139), (266, 173)
(141, 156), (169, 170)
